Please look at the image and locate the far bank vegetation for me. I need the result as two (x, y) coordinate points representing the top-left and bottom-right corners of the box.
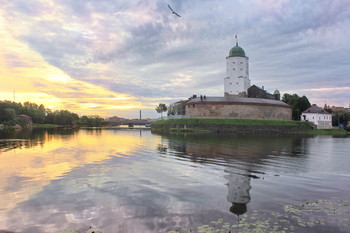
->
(0, 100), (105, 128)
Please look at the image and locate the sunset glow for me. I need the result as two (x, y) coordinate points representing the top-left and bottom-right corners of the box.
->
(1, 0), (349, 118)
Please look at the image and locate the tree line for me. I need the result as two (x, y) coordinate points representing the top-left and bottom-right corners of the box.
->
(0, 100), (105, 127)
(323, 106), (350, 128)
(282, 93), (350, 127)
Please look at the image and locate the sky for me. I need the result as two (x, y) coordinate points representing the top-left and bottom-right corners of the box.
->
(1, 0), (349, 119)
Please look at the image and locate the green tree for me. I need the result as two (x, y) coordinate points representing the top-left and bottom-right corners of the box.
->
(156, 103), (167, 118)
(332, 110), (350, 127)
(2, 108), (17, 124)
(22, 101), (46, 123)
(79, 115), (105, 126)
(0, 101), (21, 123)
(0, 100), (105, 127)
(45, 110), (79, 125)
(282, 93), (311, 120)
(167, 104), (176, 116)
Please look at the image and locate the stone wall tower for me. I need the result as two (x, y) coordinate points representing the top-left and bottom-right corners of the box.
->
(224, 42), (251, 97)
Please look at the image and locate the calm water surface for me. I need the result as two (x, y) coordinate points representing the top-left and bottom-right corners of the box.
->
(0, 128), (349, 233)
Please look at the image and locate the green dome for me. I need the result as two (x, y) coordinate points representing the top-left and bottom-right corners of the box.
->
(229, 43), (246, 57)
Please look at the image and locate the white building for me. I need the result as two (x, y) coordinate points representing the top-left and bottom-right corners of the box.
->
(301, 104), (332, 129)
(224, 42), (251, 97)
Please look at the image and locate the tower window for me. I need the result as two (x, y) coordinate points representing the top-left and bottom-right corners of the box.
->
(233, 68), (235, 70)
(229, 82), (232, 85)
(240, 68), (242, 70)
(233, 62), (235, 64)
(240, 62), (243, 64)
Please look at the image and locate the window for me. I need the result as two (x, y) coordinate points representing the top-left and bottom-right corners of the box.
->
(193, 105), (195, 108)
(240, 62), (243, 64)
(233, 68), (235, 70)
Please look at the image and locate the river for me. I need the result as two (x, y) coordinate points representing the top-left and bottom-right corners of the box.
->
(0, 128), (349, 233)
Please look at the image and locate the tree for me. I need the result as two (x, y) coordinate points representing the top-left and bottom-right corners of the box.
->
(155, 103), (167, 118)
(282, 93), (311, 120)
(45, 110), (79, 125)
(332, 110), (350, 127)
(21, 101), (46, 123)
(79, 115), (105, 126)
(0, 108), (17, 125)
(167, 104), (176, 116)
(0, 100), (105, 126)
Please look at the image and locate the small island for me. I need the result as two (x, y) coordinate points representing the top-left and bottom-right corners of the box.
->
(151, 40), (349, 135)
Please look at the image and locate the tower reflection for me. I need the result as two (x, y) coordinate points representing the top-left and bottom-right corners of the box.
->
(225, 166), (251, 218)
(154, 132), (308, 217)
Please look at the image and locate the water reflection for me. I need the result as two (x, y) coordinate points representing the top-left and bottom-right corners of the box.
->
(225, 166), (251, 217)
(0, 128), (158, 232)
(0, 129), (348, 233)
(0, 128), (77, 153)
(154, 133), (313, 217)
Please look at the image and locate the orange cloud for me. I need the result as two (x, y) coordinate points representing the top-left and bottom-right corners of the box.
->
(0, 12), (142, 117)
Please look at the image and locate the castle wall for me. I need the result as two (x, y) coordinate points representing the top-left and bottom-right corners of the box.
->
(186, 102), (292, 120)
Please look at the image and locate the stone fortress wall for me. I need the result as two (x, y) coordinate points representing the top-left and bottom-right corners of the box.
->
(186, 101), (291, 120)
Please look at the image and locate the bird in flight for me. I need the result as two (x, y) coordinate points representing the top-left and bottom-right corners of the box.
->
(168, 4), (181, 17)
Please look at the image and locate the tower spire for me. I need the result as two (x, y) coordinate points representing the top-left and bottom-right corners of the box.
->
(235, 34), (238, 46)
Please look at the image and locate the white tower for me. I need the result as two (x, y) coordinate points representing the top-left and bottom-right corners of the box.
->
(224, 41), (251, 97)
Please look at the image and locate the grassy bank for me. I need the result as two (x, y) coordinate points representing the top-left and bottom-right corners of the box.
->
(152, 118), (310, 127)
(169, 128), (212, 133)
(32, 124), (64, 128)
(293, 129), (347, 135)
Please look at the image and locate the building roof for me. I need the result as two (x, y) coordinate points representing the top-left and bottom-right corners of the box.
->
(186, 96), (290, 108)
(229, 43), (246, 57)
(248, 85), (273, 95)
(302, 104), (331, 114)
(330, 106), (344, 110)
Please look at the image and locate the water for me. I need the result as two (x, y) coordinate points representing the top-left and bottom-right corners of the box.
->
(0, 128), (349, 233)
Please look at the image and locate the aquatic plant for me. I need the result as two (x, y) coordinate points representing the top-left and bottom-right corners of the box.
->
(167, 198), (350, 233)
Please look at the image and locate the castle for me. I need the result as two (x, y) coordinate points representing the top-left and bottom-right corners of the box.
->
(171, 40), (292, 120)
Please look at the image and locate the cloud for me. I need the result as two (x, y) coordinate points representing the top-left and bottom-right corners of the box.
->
(1, 0), (350, 118)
